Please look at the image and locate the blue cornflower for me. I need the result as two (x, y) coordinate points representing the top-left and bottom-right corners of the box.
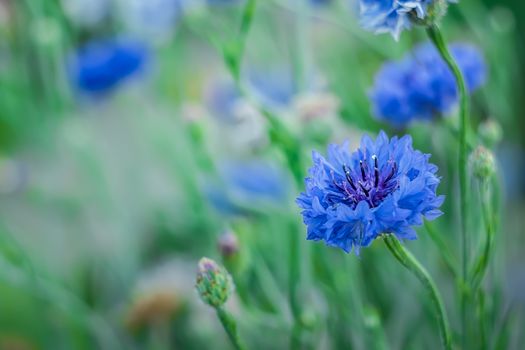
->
(206, 160), (292, 215)
(205, 80), (242, 123)
(248, 68), (296, 109)
(370, 42), (486, 127)
(125, 0), (182, 40)
(70, 38), (148, 94)
(206, 67), (297, 121)
(359, 0), (453, 40)
(297, 131), (444, 253)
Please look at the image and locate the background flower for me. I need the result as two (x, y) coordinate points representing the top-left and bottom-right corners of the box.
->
(70, 37), (148, 95)
(370, 42), (486, 127)
(205, 160), (293, 215)
(359, 0), (453, 40)
(118, 0), (182, 42)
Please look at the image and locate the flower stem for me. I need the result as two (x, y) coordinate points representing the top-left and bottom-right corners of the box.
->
(216, 307), (247, 350)
(206, 2), (305, 345)
(289, 222), (302, 349)
(384, 235), (452, 350)
(426, 23), (470, 348)
(424, 221), (458, 278)
(470, 181), (495, 292)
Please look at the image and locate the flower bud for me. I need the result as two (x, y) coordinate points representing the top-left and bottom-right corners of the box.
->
(218, 231), (239, 258)
(409, 0), (449, 27)
(478, 119), (503, 148)
(195, 257), (234, 308)
(470, 146), (496, 181)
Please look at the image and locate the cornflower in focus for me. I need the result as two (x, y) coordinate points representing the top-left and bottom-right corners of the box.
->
(297, 131), (444, 253)
(370, 42), (486, 127)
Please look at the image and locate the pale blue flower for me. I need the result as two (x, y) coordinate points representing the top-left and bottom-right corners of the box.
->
(359, 0), (454, 40)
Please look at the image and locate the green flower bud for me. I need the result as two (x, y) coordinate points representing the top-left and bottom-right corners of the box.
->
(478, 119), (503, 148)
(469, 146), (496, 181)
(218, 231), (239, 258)
(195, 257), (234, 308)
(409, 0), (449, 27)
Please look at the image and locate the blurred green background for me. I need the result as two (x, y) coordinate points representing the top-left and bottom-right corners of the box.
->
(0, 0), (524, 349)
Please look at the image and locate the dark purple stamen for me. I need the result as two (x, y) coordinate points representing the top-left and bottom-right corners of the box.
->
(337, 155), (399, 208)
(343, 164), (357, 190)
(359, 160), (366, 180)
(373, 156), (379, 187)
(359, 183), (370, 196)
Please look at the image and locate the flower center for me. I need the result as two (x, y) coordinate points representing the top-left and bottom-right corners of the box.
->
(334, 155), (399, 208)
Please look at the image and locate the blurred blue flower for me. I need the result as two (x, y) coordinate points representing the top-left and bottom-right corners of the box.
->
(206, 0), (330, 8)
(206, 68), (297, 121)
(124, 0), (182, 40)
(206, 0), (244, 5)
(248, 68), (297, 109)
(205, 80), (242, 123)
(71, 38), (148, 94)
(206, 160), (292, 215)
(370, 42), (486, 127)
(61, 0), (109, 28)
(309, 0), (333, 6)
(297, 131), (444, 253)
(359, 0), (452, 40)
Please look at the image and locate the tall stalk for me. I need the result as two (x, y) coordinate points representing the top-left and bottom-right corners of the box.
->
(384, 235), (452, 350)
(426, 24), (470, 348)
(217, 307), (247, 350)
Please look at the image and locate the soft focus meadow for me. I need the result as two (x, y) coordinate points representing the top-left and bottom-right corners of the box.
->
(0, 0), (524, 349)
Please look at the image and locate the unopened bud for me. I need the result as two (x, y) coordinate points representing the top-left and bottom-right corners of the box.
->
(478, 119), (503, 148)
(470, 146), (496, 181)
(218, 231), (239, 258)
(195, 257), (234, 308)
(409, 0), (449, 27)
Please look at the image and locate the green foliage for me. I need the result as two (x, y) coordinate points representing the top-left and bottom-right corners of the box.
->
(0, 0), (523, 349)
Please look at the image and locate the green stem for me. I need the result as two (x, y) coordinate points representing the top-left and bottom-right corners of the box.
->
(470, 181), (495, 292)
(473, 204), (497, 350)
(291, 0), (309, 91)
(220, 0), (304, 186)
(384, 235), (452, 350)
(216, 307), (247, 350)
(289, 223), (302, 349)
(215, 2), (305, 346)
(424, 221), (458, 278)
(477, 291), (488, 350)
(426, 23), (470, 348)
